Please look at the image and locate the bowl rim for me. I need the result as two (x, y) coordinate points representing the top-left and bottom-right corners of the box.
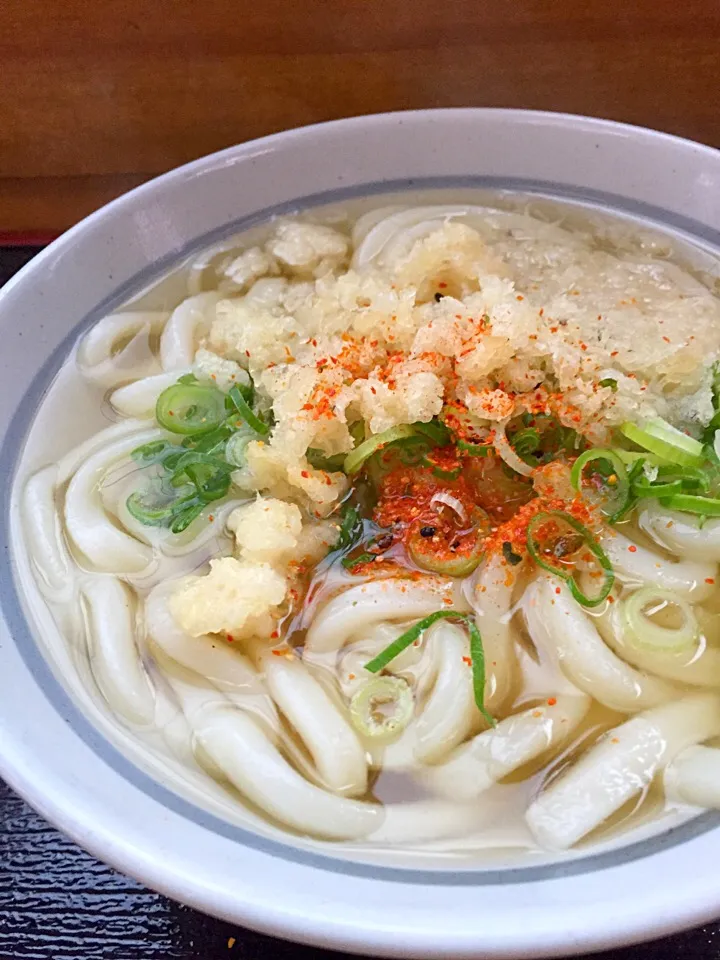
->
(2, 108), (720, 958)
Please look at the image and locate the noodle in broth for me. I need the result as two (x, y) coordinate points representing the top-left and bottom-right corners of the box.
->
(16, 192), (720, 860)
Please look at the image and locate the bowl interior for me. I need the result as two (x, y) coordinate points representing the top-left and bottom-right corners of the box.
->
(2, 111), (720, 958)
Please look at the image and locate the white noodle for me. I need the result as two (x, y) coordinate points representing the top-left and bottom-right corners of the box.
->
(414, 621), (477, 763)
(527, 693), (720, 849)
(21, 199), (720, 854)
(665, 745), (720, 809)
(363, 799), (493, 845)
(145, 581), (278, 732)
(263, 654), (367, 797)
(596, 599), (720, 687)
(524, 576), (678, 712)
(640, 502), (720, 563)
(77, 311), (168, 387)
(185, 237), (246, 296)
(159, 292), (222, 370)
(170, 676), (382, 840)
(64, 428), (160, 574)
(304, 576), (457, 657)
(424, 694), (591, 801)
(466, 554), (520, 713)
(352, 205), (495, 269)
(110, 369), (192, 418)
(599, 529), (717, 601)
(81, 577), (155, 725)
(57, 419), (156, 485)
(22, 465), (75, 601)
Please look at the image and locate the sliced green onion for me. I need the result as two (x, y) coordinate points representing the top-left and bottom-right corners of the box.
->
(611, 458), (645, 522)
(494, 419), (535, 477)
(169, 451), (234, 481)
(705, 415), (720, 446)
(407, 535), (485, 577)
(182, 462), (231, 503)
(440, 404), (490, 444)
(364, 610), (494, 726)
(468, 618), (492, 726)
(412, 419), (452, 446)
(631, 477), (685, 499)
(511, 427), (541, 461)
(614, 449), (666, 468)
(156, 383), (226, 437)
(335, 504), (362, 551)
(599, 377), (618, 392)
(225, 430), (256, 467)
(126, 489), (177, 526)
(702, 363), (720, 443)
(344, 424), (417, 474)
(342, 552), (377, 571)
(182, 422), (234, 455)
(669, 466), (713, 493)
(502, 541), (523, 565)
(349, 421), (366, 446)
(407, 506), (488, 577)
(228, 384), (270, 436)
(170, 501), (205, 533)
(306, 448), (347, 471)
(626, 458), (647, 483)
(420, 448), (462, 480)
(526, 511), (614, 607)
(620, 418), (704, 467)
(230, 378), (253, 403)
(570, 448), (630, 521)
(126, 481), (204, 531)
(349, 677), (414, 741)
(659, 494), (720, 516)
(131, 440), (179, 466)
(623, 587), (699, 652)
(432, 464), (462, 481)
(394, 436), (432, 466)
(457, 438), (492, 457)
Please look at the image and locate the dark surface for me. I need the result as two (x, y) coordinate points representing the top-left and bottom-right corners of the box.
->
(2, 246), (720, 959)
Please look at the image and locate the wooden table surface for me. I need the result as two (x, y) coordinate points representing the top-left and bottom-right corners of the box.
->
(2, 0), (720, 234)
(3, 1), (720, 955)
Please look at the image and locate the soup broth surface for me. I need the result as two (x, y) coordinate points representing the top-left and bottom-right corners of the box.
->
(13, 188), (720, 867)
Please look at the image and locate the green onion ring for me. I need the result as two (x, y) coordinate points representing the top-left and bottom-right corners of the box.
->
(658, 494), (720, 516)
(156, 383), (226, 436)
(364, 610), (494, 726)
(631, 478), (685, 499)
(570, 448), (630, 521)
(620, 418), (704, 467)
(623, 586), (699, 652)
(342, 552), (377, 571)
(349, 677), (414, 741)
(344, 424), (417, 474)
(412, 419), (451, 446)
(228, 385), (270, 436)
(457, 438), (492, 457)
(526, 511), (614, 607)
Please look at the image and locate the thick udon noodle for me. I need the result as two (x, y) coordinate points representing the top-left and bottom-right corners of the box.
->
(16, 192), (720, 861)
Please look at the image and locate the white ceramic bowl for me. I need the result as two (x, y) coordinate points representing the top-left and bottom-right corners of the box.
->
(2, 110), (720, 959)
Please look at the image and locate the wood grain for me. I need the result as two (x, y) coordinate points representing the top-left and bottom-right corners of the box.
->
(1, 0), (719, 231)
